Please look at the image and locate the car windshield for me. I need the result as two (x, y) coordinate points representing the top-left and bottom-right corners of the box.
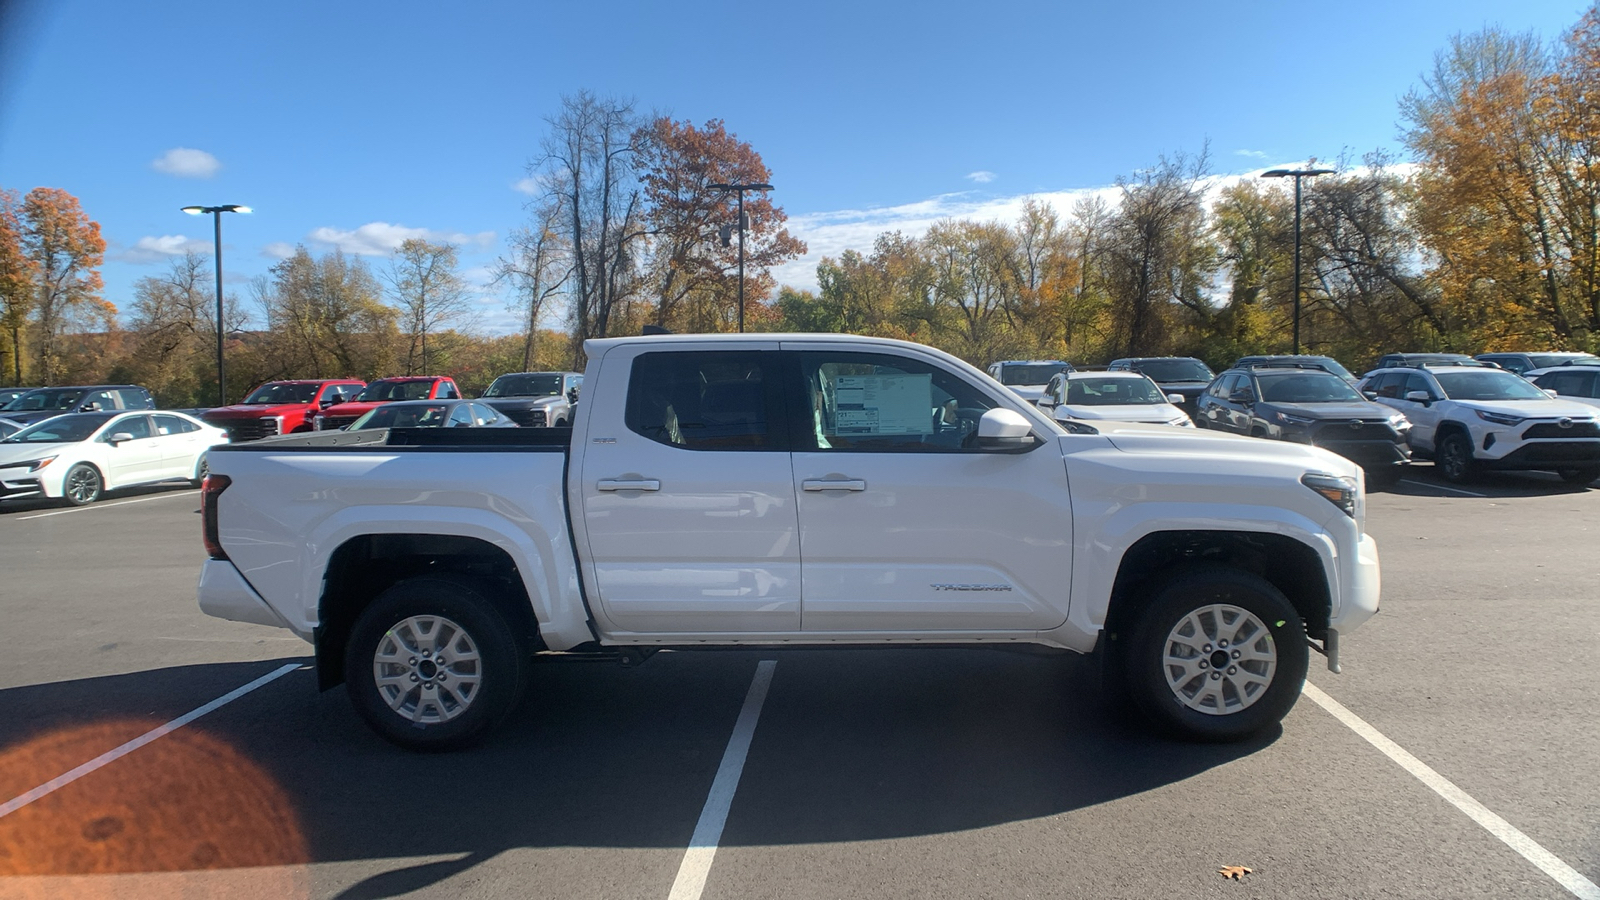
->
(1258, 373), (1364, 403)
(2, 412), (116, 443)
(356, 380), (434, 401)
(243, 383), (320, 404)
(1066, 376), (1163, 405)
(2, 388), (85, 411)
(1530, 354), (1599, 369)
(484, 374), (562, 397)
(1131, 359), (1213, 382)
(998, 364), (1068, 386)
(350, 404), (451, 429)
(1435, 371), (1551, 401)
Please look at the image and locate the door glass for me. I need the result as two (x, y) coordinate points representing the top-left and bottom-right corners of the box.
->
(796, 351), (999, 452)
(108, 415), (152, 440)
(625, 351), (777, 450)
(449, 405), (474, 427)
(152, 414), (192, 435)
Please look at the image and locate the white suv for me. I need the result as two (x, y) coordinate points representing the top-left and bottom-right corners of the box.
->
(1360, 365), (1600, 484)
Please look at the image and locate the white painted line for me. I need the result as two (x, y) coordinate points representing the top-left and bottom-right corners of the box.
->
(13, 489), (199, 520)
(667, 659), (777, 900)
(1398, 479), (1488, 498)
(0, 662), (301, 819)
(1302, 681), (1600, 900)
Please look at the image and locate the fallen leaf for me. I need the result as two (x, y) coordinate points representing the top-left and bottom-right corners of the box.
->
(1219, 865), (1253, 880)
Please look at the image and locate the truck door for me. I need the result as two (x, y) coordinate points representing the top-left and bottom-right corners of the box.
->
(576, 344), (801, 634)
(785, 345), (1073, 633)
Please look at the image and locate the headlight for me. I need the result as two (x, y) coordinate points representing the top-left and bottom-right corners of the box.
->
(313, 416), (325, 431)
(1476, 410), (1524, 427)
(1387, 413), (1411, 430)
(1303, 472), (1358, 518)
(1275, 411), (1316, 426)
(26, 456), (57, 472)
(1168, 415), (1194, 427)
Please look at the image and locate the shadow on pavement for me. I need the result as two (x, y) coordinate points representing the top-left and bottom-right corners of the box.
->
(0, 650), (1276, 895)
(0, 483), (198, 516)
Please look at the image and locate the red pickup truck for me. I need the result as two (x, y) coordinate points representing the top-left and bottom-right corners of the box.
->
(202, 379), (367, 442)
(313, 376), (461, 431)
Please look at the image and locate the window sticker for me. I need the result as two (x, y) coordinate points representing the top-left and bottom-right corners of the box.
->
(832, 374), (934, 435)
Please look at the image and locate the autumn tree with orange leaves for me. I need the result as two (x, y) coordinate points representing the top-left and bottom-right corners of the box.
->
(0, 189), (36, 385)
(19, 187), (109, 383)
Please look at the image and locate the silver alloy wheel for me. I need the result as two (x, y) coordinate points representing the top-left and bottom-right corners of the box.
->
(66, 466), (100, 504)
(1162, 603), (1277, 715)
(372, 614), (483, 725)
(1438, 434), (1469, 481)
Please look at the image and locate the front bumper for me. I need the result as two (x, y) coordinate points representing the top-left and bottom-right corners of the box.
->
(1480, 440), (1600, 470)
(1331, 532), (1382, 635)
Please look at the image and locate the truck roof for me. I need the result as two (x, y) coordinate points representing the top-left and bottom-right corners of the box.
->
(585, 332), (944, 356)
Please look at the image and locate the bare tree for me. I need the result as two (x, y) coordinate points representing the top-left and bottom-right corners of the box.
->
(497, 200), (571, 371)
(387, 238), (474, 375)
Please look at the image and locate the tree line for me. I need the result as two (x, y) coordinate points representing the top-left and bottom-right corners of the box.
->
(3, 10), (1598, 405)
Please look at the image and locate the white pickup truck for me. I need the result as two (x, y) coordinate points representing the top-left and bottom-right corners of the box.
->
(198, 333), (1380, 750)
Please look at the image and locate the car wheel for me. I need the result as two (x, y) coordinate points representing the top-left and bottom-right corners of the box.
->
(344, 576), (528, 751)
(62, 463), (103, 506)
(1122, 565), (1308, 742)
(1435, 431), (1479, 484)
(190, 453), (209, 487)
(1558, 466), (1600, 485)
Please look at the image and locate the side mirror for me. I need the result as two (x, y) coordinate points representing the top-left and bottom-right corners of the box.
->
(1404, 390), (1432, 405)
(1228, 389), (1255, 404)
(1166, 393), (1185, 405)
(976, 408), (1035, 451)
(1544, 388), (1559, 398)
(108, 432), (135, 445)
(319, 396), (337, 408)
(1362, 390), (1379, 400)
(567, 387), (580, 403)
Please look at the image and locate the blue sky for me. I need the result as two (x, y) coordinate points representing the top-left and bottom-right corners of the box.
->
(0, 0), (1588, 332)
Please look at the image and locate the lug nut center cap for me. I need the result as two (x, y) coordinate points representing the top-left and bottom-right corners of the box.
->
(1210, 650), (1230, 669)
(418, 660), (439, 679)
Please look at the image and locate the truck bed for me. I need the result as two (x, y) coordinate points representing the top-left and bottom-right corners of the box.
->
(211, 426), (573, 453)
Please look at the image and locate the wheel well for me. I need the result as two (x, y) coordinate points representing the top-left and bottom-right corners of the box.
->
(1103, 530), (1332, 646)
(315, 534), (542, 690)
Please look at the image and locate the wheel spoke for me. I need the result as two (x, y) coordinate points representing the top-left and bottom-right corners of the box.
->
(373, 613), (481, 725)
(1162, 603), (1278, 716)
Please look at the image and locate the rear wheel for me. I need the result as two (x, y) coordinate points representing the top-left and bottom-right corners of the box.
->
(189, 453), (209, 487)
(1559, 467), (1600, 485)
(1435, 431), (1480, 484)
(344, 576), (527, 751)
(1121, 565), (1308, 741)
(62, 464), (103, 506)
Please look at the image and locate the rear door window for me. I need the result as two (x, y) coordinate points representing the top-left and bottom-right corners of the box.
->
(625, 351), (782, 451)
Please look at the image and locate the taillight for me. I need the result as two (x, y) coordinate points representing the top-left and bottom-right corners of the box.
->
(201, 474), (232, 560)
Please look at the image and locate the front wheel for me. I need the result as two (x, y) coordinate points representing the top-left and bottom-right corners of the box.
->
(1122, 565), (1308, 742)
(1559, 467), (1600, 485)
(1435, 431), (1480, 484)
(62, 463), (103, 506)
(344, 576), (528, 751)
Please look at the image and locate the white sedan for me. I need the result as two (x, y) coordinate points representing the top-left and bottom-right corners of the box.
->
(1037, 371), (1195, 427)
(0, 410), (228, 506)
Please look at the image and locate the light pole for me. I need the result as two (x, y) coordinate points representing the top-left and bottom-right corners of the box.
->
(181, 204), (251, 406)
(708, 182), (773, 333)
(1261, 168), (1333, 354)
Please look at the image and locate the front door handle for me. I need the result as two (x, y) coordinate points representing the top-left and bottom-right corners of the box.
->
(597, 478), (661, 492)
(802, 478), (866, 492)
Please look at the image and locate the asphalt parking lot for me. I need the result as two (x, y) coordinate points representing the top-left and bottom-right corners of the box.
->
(1, 467), (1597, 900)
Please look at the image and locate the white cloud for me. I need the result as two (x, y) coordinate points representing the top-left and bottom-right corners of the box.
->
(306, 222), (496, 256)
(115, 234), (214, 264)
(262, 242), (297, 260)
(513, 176), (542, 195)
(1234, 149), (1269, 159)
(966, 170), (997, 184)
(151, 147), (221, 178)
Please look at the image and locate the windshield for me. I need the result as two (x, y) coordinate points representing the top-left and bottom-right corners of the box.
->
(1259, 373), (1364, 403)
(1131, 359), (1213, 382)
(356, 380), (435, 401)
(1066, 376), (1163, 405)
(350, 404), (452, 429)
(998, 364), (1069, 386)
(484, 374), (562, 397)
(2, 388), (84, 411)
(243, 383), (321, 404)
(2, 412), (116, 443)
(1435, 371), (1550, 401)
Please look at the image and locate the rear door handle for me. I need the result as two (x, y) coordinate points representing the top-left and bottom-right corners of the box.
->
(802, 478), (866, 492)
(597, 478), (661, 492)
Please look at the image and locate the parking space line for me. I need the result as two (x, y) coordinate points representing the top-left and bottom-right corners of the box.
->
(667, 659), (777, 900)
(12, 489), (200, 520)
(1398, 479), (1488, 498)
(0, 663), (301, 820)
(1302, 682), (1600, 900)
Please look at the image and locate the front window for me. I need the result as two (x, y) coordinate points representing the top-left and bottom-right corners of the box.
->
(350, 404), (451, 429)
(484, 374), (563, 398)
(1131, 359), (1214, 383)
(1065, 376), (1164, 406)
(1257, 373), (1363, 403)
(998, 363), (1069, 386)
(798, 351), (1001, 452)
(3, 388), (84, 411)
(1434, 371), (1550, 402)
(2, 413), (116, 443)
(243, 383), (320, 405)
(356, 380), (436, 402)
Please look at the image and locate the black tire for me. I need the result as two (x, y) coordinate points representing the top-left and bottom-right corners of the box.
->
(189, 453), (209, 488)
(344, 576), (528, 751)
(62, 463), (103, 506)
(1121, 565), (1308, 742)
(1559, 466), (1600, 485)
(1435, 430), (1480, 484)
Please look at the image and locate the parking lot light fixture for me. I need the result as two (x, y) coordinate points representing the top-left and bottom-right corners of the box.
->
(708, 182), (774, 333)
(181, 204), (252, 406)
(1261, 168), (1335, 354)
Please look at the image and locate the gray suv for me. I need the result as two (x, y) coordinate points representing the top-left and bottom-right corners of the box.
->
(480, 372), (582, 427)
(0, 385), (156, 432)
